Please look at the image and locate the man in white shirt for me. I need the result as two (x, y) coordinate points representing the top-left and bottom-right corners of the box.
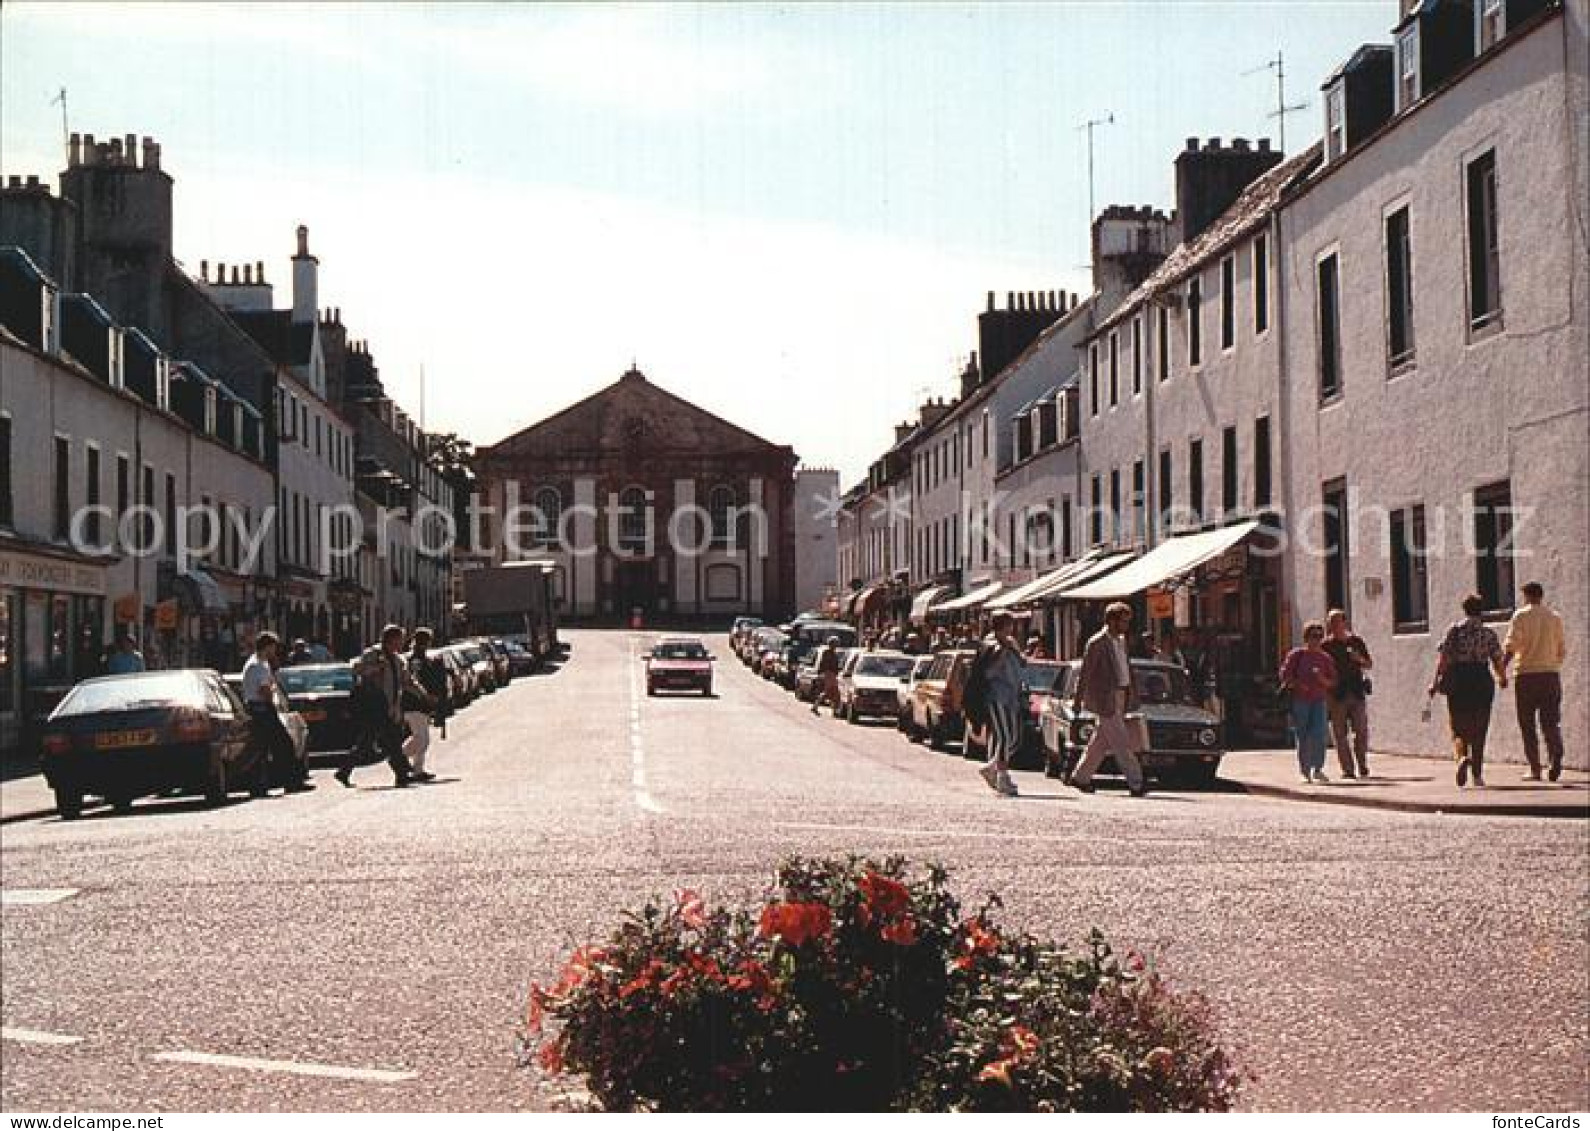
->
(241, 632), (312, 796)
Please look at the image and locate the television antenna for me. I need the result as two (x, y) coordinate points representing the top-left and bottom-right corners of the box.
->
(1244, 52), (1307, 154)
(1077, 112), (1114, 225)
(50, 87), (69, 161)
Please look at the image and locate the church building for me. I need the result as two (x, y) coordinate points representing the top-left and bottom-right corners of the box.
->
(476, 367), (799, 622)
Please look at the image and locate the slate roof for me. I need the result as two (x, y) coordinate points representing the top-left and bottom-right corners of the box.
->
(229, 308), (315, 367)
(1091, 143), (1323, 339)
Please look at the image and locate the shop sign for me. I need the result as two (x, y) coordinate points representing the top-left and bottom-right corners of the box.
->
(1146, 590), (1175, 620)
(0, 548), (106, 596)
(154, 600), (180, 630)
(113, 592), (142, 623)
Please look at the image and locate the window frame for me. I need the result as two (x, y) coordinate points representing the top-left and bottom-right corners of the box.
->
(1219, 254), (1236, 352)
(1316, 249), (1343, 403)
(1395, 25), (1421, 112)
(1471, 480), (1516, 619)
(1389, 503), (1430, 635)
(1465, 148), (1503, 335)
(1325, 82), (1347, 162)
(1384, 202), (1417, 371)
(1253, 416), (1272, 509)
(1252, 233), (1270, 336)
(1187, 276), (1203, 367)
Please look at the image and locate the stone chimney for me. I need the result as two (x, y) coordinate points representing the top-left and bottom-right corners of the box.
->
(977, 290), (1064, 390)
(291, 224), (318, 324)
(1173, 137), (1283, 245)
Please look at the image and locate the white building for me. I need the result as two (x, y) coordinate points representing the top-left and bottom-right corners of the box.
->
(793, 466), (839, 615)
(1, 247), (275, 753)
(1279, 0), (1588, 767)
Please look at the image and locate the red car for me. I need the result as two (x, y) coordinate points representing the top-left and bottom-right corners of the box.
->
(645, 637), (716, 696)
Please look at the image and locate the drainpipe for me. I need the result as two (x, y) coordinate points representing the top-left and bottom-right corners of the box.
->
(1271, 206), (1296, 663)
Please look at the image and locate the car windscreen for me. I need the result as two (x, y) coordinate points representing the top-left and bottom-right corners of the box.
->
(1134, 665), (1198, 705)
(1023, 662), (1066, 694)
(857, 655), (914, 679)
(280, 665), (354, 695)
(653, 643), (708, 660)
(53, 672), (205, 717)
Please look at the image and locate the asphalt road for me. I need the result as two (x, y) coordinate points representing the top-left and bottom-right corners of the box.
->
(3, 629), (1586, 1112)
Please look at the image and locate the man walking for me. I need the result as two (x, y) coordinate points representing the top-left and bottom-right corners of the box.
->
(810, 635), (842, 716)
(402, 628), (446, 783)
(106, 631), (146, 675)
(1068, 602), (1147, 797)
(1504, 581), (1567, 781)
(240, 632), (312, 796)
(336, 624), (423, 789)
(1323, 608), (1373, 778)
(968, 612), (1025, 797)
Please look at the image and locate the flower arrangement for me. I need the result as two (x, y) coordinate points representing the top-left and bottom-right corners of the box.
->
(522, 856), (1246, 1112)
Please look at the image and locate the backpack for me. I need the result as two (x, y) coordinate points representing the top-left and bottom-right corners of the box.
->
(962, 646), (995, 727)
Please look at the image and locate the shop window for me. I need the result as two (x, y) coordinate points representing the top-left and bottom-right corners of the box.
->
(1472, 480), (1515, 616)
(1390, 504), (1429, 633)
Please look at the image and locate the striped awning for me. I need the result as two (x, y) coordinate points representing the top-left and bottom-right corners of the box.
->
(929, 580), (1004, 615)
(909, 585), (951, 623)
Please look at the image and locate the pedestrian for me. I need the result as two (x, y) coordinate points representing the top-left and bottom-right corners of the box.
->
(1280, 621), (1337, 784)
(1503, 581), (1567, 782)
(1068, 602), (1148, 797)
(1131, 631), (1160, 661)
(1322, 608), (1374, 779)
(336, 624), (424, 789)
(965, 612), (1025, 796)
(1024, 633), (1051, 660)
(240, 632), (313, 796)
(809, 635), (843, 716)
(402, 628), (446, 783)
(105, 630), (146, 675)
(1431, 594), (1508, 788)
(285, 638), (313, 667)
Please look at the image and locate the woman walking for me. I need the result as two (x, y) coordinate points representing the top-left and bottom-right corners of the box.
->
(1431, 594), (1508, 787)
(1280, 621), (1337, 784)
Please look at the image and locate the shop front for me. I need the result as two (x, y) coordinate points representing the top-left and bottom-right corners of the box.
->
(0, 542), (110, 757)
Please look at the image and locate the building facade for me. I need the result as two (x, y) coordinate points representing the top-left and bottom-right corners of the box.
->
(477, 367), (798, 622)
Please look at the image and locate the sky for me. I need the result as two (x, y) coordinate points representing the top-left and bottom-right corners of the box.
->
(2, 1), (1394, 484)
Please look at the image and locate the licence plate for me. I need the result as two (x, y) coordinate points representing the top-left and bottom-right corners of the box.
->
(301, 710), (327, 722)
(95, 729), (156, 749)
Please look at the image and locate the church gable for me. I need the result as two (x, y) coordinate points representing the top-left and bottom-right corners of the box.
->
(486, 367), (789, 461)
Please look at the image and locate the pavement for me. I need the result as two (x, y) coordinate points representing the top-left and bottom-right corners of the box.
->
(2, 628), (1587, 1113)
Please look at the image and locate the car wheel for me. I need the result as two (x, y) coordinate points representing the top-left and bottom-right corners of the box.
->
(1172, 761), (1221, 789)
(847, 704), (860, 725)
(53, 788), (83, 821)
(204, 759), (229, 808)
(927, 715), (944, 751)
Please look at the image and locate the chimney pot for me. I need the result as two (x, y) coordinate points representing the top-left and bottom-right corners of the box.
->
(5, 176), (18, 188)
(125, 134), (138, 163)
(1185, 137), (1199, 151)
(144, 140), (160, 169)
(296, 224), (309, 257)
(1257, 137), (1272, 152)
(69, 133), (81, 165)
(986, 290), (995, 311)
(25, 175), (39, 188)
(200, 259), (208, 281)
(109, 137), (124, 163)
(256, 260), (265, 282)
(1204, 136), (1222, 151)
(231, 265), (240, 285)
(1232, 137), (1250, 152)
(1006, 291), (1015, 309)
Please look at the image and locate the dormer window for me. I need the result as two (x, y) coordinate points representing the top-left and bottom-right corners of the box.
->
(203, 386), (217, 435)
(1476, 0), (1504, 52)
(1395, 25), (1420, 111)
(1324, 83), (1347, 161)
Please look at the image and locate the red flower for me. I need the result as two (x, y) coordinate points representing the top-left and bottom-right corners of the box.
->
(537, 1040), (565, 1075)
(674, 888), (708, 930)
(859, 871), (912, 919)
(880, 916), (919, 946)
(756, 901), (833, 946)
(526, 985), (546, 1033)
(977, 1058), (1013, 1086)
(954, 917), (1001, 969)
(1009, 1025), (1040, 1058)
(619, 959), (665, 1000)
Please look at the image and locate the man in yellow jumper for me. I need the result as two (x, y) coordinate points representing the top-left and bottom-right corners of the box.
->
(1503, 581), (1567, 782)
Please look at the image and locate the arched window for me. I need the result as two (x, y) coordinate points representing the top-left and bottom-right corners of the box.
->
(533, 486), (561, 548)
(618, 486), (649, 553)
(708, 485), (736, 549)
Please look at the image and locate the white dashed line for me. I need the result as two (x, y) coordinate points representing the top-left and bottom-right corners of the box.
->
(627, 635), (663, 814)
(2, 1027), (84, 1045)
(1, 888), (81, 906)
(151, 1050), (417, 1084)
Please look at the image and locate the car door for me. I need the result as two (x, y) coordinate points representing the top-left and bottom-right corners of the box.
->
(207, 675), (251, 770)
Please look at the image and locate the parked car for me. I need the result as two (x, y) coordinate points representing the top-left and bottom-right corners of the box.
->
(275, 662), (362, 761)
(461, 643), (497, 694)
(437, 645), (476, 703)
(40, 669), (260, 818)
(896, 655), (934, 731)
(645, 637), (715, 696)
(793, 651), (824, 702)
(731, 617), (764, 656)
(483, 639), (513, 687)
(838, 650), (916, 723)
(1039, 659), (1225, 786)
(502, 639), (537, 677)
(905, 648), (978, 749)
(1018, 659), (1067, 766)
(221, 673), (311, 780)
(777, 621), (857, 689)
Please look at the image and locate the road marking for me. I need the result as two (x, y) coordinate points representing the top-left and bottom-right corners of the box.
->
(627, 636), (663, 814)
(151, 1050), (417, 1084)
(1, 888), (80, 906)
(2, 1026), (84, 1045)
(775, 821), (1208, 846)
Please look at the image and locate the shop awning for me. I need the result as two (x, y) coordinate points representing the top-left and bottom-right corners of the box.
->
(909, 585), (951, 623)
(177, 568), (229, 613)
(1031, 550), (1136, 602)
(845, 585), (878, 618)
(1058, 521), (1263, 602)
(856, 585), (890, 618)
(986, 551), (1115, 610)
(930, 579), (1004, 614)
